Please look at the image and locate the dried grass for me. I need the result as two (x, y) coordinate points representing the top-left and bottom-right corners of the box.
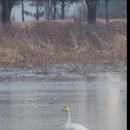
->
(0, 20), (127, 72)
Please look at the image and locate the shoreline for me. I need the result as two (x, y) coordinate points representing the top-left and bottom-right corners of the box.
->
(0, 64), (127, 82)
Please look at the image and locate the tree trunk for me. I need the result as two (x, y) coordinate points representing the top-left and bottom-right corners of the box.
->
(48, 0), (52, 21)
(53, 0), (56, 20)
(2, 0), (12, 23)
(36, 0), (40, 20)
(61, 0), (65, 19)
(85, 0), (98, 24)
(105, 0), (108, 23)
(22, 0), (24, 22)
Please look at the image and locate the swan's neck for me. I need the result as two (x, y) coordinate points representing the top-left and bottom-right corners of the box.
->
(66, 111), (71, 125)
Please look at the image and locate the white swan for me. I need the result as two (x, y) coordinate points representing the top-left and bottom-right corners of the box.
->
(63, 106), (89, 130)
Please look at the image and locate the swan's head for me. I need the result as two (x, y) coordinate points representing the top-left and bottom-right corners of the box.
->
(63, 106), (70, 113)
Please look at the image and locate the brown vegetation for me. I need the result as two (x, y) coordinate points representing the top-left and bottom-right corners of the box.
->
(0, 20), (127, 73)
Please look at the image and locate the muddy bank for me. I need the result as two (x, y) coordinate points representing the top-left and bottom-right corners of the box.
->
(0, 64), (127, 82)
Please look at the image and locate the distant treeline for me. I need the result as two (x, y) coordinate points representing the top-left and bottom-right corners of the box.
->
(97, 0), (127, 19)
(0, 0), (127, 24)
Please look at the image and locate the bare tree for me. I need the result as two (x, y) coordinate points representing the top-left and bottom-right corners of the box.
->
(21, 0), (24, 21)
(48, 0), (52, 21)
(105, 0), (108, 23)
(1, 0), (16, 23)
(85, 0), (98, 24)
(53, 0), (57, 19)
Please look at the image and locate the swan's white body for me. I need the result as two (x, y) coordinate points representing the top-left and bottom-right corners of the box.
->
(64, 123), (88, 130)
(63, 106), (88, 130)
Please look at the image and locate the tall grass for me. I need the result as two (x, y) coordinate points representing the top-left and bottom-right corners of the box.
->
(0, 20), (127, 73)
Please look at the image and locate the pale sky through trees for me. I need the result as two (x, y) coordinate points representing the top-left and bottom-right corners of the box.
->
(11, 1), (77, 22)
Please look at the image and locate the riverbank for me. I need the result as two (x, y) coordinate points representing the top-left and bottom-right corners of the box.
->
(0, 19), (127, 77)
(0, 64), (126, 82)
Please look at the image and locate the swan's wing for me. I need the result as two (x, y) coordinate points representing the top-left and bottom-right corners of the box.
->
(68, 123), (88, 130)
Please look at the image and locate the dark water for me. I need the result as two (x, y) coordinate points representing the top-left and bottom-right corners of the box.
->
(0, 73), (127, 130)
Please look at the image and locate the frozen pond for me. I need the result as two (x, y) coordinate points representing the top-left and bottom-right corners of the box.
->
(0, 72), (127, 130)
